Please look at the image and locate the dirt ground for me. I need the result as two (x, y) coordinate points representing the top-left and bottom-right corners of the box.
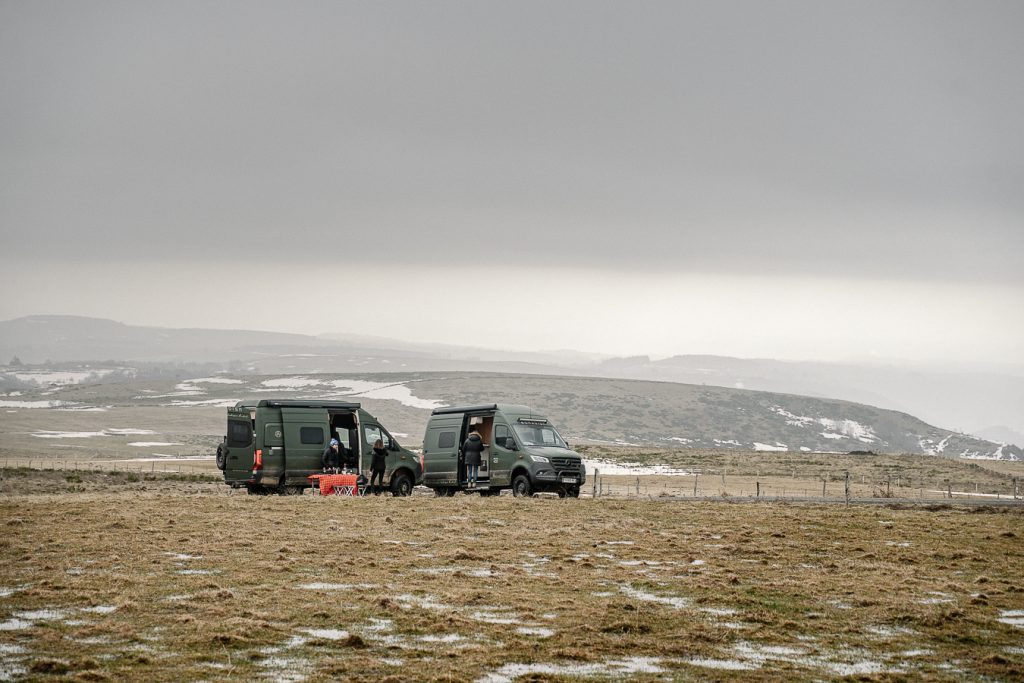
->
(1, 470), (1023, 682)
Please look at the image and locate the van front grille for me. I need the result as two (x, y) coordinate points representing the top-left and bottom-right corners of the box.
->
(551, 457), (582, 474)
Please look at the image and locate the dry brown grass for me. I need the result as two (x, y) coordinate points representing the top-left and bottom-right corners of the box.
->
(2, 471), (1023, 682)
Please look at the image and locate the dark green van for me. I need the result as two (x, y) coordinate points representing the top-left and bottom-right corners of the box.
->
(422, 404), (585, 498)
(216, 399), (423, 496)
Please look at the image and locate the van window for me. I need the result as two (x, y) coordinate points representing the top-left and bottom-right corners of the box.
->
(438, 431), (456, 449)
(300, 426), (324, 445)
(494, 424), (510, 447)
(364, 425), (383, 449)
(228, 420), (252, 447)
(513, 424), (566, 448)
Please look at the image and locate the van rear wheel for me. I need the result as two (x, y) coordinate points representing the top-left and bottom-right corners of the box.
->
(215, 443), (227, 471)
(512, 474), (533, 498)
(391, 472), (413, 497)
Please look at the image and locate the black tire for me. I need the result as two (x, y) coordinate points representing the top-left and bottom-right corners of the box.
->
(215, 442), (227, 471)
(479, 489), (499, 497)
(433, 487), (455, 498)
(566, 485), (581, 498)
(391, 471), (413, 497)
(512, 474), (533, 498)
(246, 484), (269, 496)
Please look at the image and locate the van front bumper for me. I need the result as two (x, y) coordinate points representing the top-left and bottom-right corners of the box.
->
(531, 467), (586, 486)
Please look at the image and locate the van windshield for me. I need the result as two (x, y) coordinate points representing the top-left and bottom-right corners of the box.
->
(513, 424), (566, 448)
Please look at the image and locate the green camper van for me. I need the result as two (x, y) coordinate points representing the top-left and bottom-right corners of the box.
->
(216, 400), (422, 495)
(421, 404), (585, 497)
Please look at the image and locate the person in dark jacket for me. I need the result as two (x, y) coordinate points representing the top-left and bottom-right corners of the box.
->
(463, 430), (484, 488)
(322, 438), (342, 472)
(370, 438), (388, 495)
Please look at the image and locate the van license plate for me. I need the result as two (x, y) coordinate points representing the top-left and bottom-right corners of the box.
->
(560, 477), (578, 484)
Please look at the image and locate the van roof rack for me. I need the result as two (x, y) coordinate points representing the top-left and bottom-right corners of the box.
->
(431, 404), (498, 415)
(259, 400), (361, 409)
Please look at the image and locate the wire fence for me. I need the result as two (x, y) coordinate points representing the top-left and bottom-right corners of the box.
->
(586, 468), (1023, 502)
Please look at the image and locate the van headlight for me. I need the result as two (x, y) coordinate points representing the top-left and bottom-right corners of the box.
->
(530, 455), (550, 463)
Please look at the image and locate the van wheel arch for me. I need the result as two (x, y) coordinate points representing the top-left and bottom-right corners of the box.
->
(390, 469), (414, 497)
(512, 472), (533, 498)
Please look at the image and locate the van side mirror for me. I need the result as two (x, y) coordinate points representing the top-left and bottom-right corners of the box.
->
(505, 437), (517, 451)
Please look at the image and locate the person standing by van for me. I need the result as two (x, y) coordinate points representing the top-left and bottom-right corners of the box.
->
(463, 429), (484, 488)
(322, 438), (342, 472)
(370, 438), (388, 495)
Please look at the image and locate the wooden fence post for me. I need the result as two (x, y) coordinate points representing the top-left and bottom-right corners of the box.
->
(844, 471), (850, 506)
(592, 469), (599, 498)
(693, 473), (698, 497)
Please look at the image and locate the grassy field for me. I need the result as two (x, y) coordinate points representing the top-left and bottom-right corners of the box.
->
(2, 471), (1023, 681)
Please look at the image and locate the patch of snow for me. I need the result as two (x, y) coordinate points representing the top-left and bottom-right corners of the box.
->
(165, 399), (239, 407)
(352, 383), (447, 410)
(470, 608), (523, 625)
(79, 605), (117, 614)
(166, 553), (201, 561)
(128, 442), (181, 447)
(619, 584), (688, 609)
(393, 593), (449, 611)
(420, 633), (466, 643)
(15, 609), (68, 621)
(262, 377), (324, 389)
(582, 458), (693, 476)
(515, 626), (554, 638)
(685, 657), (760, 671)
(998, 609), (1024, 628)
(864, 624), (916, 637)
(186, 377), (244, 385)
(14, 370), (113, 385)
(298, 628), (349, 640)
(917, 592), (954, 605)
(0, 400), (67, 409)
(294, 583), (378, 591)
(0, 619), (33, 631)
(476, 657), (664, 683)
(327, 379), (395, 394)
(753, 442), (788, 452)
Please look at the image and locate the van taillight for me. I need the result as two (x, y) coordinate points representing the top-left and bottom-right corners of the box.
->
(253, 449), (263, 471)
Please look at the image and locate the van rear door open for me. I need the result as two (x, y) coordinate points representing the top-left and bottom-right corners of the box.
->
(280, 407), (329, 486)
(224, 407), (255, 482)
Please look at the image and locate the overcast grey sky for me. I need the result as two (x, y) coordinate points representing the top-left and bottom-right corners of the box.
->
(1, 1), (1022, 363)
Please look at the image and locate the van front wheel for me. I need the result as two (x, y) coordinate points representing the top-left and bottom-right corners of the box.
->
(512, 474), (533, 498)
(391, 472), (413, 497)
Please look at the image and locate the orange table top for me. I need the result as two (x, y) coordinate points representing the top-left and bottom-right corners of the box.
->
(308, 473), (359, 496)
